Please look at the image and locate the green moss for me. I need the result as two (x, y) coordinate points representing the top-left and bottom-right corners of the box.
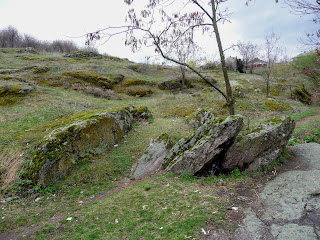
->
(0, 83), (34, 106)
(265, 99), (293, 111)
(122, 78), (151, 87)
(32, 67), (50, 74)
(293, 87), (311, 105)
(64, 51), (102, 58)
(25, 107), (135, 185)
(61, 70), (116, 89)
(118, 86), (155, 97)
(263, 117), (282, 125)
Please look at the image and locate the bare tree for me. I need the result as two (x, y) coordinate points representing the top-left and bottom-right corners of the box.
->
(0, 26), (22, 48)
(263, 31), (282, 97)
(86, 0), (237, 115)
(237, 41), (260, 73)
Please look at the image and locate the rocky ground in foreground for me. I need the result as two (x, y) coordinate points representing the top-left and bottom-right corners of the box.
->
(207, 143), (320, 240)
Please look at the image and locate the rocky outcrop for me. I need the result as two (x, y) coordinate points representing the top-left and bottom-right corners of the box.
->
(162, 115), (244, 175)
(222, 116), (295, 171)
(187, 108), (215, 129)
(25, 106), (151, 186)
(130, 133), (172, 180)
(158, 79), (192, 91)
(64, 50), (102, 58)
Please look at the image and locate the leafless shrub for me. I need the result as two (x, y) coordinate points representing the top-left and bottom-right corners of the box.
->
(0, 25), (79, 53)
(83, 86), (118, 99)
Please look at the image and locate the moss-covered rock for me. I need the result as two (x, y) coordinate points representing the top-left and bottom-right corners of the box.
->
(162, 115), (244, 175)
(126, 106), (153, 120)
(158, 79), (192, 91)
(0, 82), (34, 106)
(32, 66), (50, 74)
(25, 107), (144, 186)
(64, 50), (102, 58)
(222, 116), (295, 171)
(122, 78), (151, 87)
(61, 70), (116, 89)
(265, 98), (293, 111)
(118, 86), (155, 97)
(293, 86), (312, 105)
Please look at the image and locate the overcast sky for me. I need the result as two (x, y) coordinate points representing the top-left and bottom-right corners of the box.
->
(0, 0), (317, 63)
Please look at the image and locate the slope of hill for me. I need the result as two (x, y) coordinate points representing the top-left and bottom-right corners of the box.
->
(0, 49), (319, 239)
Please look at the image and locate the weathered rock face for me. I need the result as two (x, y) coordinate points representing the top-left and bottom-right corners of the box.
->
(222, 116), (295, 171)
(162, 115), (244, 175)
(187, 108), (215, 129)
(26, 106), (150, 186)
(130, 133), (172, 180)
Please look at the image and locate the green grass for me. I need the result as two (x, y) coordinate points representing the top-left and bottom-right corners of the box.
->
(35, 174), (231, 240)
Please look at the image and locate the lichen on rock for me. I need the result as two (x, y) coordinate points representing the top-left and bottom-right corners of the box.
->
(162, 115), (244, 175)
(222, 116), (295, 172)
(186, 108), (215, 129)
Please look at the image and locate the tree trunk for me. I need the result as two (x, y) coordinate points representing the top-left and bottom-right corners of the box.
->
(180, 65), (186, 87)
(211, 0), (235, 115)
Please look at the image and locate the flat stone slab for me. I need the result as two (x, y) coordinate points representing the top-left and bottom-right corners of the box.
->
(234, 143), (320, 240)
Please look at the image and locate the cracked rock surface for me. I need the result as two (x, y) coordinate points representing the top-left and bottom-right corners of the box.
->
(234, 143), (320, 240)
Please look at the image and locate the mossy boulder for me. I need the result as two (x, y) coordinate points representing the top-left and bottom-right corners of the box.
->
(158, 79), (192, 91)
(122, 78), (151, 87)
(222, 116), (295, 171)
(61, 70), (116, 89)
(162, 115), (244, 175)
(119, 86), (155, 97)
(293, 87), (312, 105)
(32, 66), (50, 74)
(64, 50), (102, 58)
(126, 106), (153, 120)
(0, 82), (34, 106)
(265, 98), (293, 111)
(25, 106), (148, 186)
(130, 133), (173, 180)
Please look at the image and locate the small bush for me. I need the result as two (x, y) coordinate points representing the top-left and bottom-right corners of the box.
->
(84, 86), (118, 99)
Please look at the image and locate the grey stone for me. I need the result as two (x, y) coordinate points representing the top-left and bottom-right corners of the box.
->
(19, 86), (34, 95)
(187, 108), (215, 129)
(130, 133), (172, 180)
(235, 143), (320, 240)
(162, 115), (243, 175)
(222, 116), (295, 171)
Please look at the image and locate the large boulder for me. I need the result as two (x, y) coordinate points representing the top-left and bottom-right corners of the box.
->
(25, 106), (150, 186)
(222, 116), (295, 171)
(130, 133), (172, 180)
(162, 115), (244, 175)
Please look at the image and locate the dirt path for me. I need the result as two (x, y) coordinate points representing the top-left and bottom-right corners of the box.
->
(295, 112), (320, 127)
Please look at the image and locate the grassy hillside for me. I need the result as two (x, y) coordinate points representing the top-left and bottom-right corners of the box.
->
(0, 49), (319, 239)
